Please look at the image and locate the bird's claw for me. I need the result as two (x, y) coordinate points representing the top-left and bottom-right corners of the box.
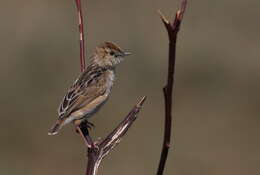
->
(85, 121), (95, 129)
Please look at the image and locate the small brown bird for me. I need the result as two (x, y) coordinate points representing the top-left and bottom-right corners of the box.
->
(48, 42), (131, 135)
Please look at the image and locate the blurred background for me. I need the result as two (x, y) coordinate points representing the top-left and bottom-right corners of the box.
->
(0, 0), (259, 174)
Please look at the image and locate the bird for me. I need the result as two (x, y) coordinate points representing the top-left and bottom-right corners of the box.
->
(48, 42), (131, 135)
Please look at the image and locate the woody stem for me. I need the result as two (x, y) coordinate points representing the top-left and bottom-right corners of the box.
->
(74, 0), (86, 72)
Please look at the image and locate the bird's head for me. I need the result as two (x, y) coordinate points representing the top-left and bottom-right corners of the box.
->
(92, 42), (131, 68)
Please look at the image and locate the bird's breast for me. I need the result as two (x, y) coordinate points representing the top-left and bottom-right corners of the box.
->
(105, 70), (115, 94)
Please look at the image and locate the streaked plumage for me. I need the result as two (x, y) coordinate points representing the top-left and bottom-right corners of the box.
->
(48, 42), (131, 135)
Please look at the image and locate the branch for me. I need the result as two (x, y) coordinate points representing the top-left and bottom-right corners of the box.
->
(157, 1), (187, 175)
(73, 0), (95, 149)
(74, 0), (86, 72)
(72, 1), (147, 175)
(85, 96), (147, 175)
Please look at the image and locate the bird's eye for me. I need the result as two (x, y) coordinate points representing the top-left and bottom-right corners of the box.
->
(110, 51), (115, 56)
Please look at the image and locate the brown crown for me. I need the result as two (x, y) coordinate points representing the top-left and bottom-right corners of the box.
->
(98, 42), (123, 52)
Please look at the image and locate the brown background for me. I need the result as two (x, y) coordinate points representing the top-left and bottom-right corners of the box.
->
(0, 0), (259, 175)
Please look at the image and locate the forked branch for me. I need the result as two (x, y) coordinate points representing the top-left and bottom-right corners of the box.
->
(85, 96), (146, 175)
(72, 1), (147, 175)
(157, 1), (187, 175)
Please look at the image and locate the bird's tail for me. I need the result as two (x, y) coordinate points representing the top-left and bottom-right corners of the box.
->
(48, 120), (63, 135)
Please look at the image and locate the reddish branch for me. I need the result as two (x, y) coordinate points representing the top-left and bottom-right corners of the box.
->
(74, 0), (86, 72)
(84, 96), (146, 175)
(72, 1), (146, 175)
(157, 1), (187, 175)
(75, 96), (146, 175)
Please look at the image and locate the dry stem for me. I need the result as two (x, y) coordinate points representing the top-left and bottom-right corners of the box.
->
(74, 0), (86, 72)
(83, 96), (146, 175)
(72, 1), (146, 175)
(157, 1), (187, 175)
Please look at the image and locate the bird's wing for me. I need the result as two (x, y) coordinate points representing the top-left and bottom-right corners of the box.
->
(58, 66), (107, 119)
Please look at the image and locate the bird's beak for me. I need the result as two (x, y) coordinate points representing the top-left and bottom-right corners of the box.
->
(123, 51), (131, 56)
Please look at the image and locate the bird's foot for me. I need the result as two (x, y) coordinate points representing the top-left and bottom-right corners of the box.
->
(75, 120), (95, 133)
(82, 120), (95, 130)
(77, 120), (94, 136)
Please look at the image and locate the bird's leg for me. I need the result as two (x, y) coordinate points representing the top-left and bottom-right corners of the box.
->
(82, 120), (95, 130)
(76, 126), (92, 148)
(74, 120), (94, 148)
(79, 120), (99, 150)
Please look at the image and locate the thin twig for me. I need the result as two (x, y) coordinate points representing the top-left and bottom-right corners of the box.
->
(73, 0), (93, 148)
(72, 1), (147, 175)
(85, 96), (147, 175)
(157, 1), (187, 175)
(50, 0), (96, 167)
(74, 0), (86, 72)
